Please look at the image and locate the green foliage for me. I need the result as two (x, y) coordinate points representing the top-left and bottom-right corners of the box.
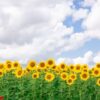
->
(0, 72), (100, 100)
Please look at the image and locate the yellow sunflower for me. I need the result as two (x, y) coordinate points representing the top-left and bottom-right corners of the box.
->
(46, 59), (55, 68)
(82, 64), (88, 69)
(96, 78), (100, 86)
(32, 72), (39, 79)
(15, 69), (24, 78)
(60, 72), (68, 81)
(59, 63), (68, 72)
(27, 60), (36, 71)
(38, 61), (46, 70)
(0, 63), (4, 71)
(82, 68), (89, 73)
(67, 78), (74, 85)
(13, 61), (21, 69)
(69, 64), (75, 72)
(96, 63), (100, 69)
(75, 64), (81, 73)
(69, 73), (77, 81)
(5, 62), (13, 72)
(45, 72), (55, 82)
(51, 65), (57, 71)
(6, 60), (12, 64)
(0, 70), (3, 77)
(80, 72), (89, 81)
(92, 68), (100, 77)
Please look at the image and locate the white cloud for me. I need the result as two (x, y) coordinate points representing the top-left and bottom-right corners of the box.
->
(0, 0), (75, 63)
(57, 51), (100, 67)
(82, 0), (100, 39)
(83, 0), (100, 30)
(56, 57), (72, 65)
(73, 51), (93, 64)
(82, 0), (97, 7)
(93, 52), (100, 63)
(0, 0), (99, 64)
(72, 8), (89, 21)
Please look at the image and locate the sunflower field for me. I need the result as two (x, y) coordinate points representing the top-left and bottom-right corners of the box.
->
(0, 59), (100, 100)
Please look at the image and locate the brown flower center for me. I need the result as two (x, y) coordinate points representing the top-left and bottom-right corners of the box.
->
(40, 62), (45, 67)
(48, 61), (53, 65)
(18, 71), (22, 75)
(68, 79), (72, 83)
(82, 74), (87, 78)
(94, 70), (99, 75)
(0, 72), (2, 75)
(30, 62), (35, 67)
(47, 75), (51, 79)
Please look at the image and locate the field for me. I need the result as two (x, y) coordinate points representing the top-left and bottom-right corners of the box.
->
(0, 59), (100, 100)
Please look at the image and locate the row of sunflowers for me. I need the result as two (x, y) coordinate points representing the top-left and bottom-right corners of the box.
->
(0, 59), (100, 100)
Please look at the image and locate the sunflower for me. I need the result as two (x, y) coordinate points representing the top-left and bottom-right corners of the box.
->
(15, 69), (24, 78)
(27, 60), (36, 71)
(6, 60), (12, 64)
(46, 59), (55, 68)
(96, 78), (100, 86)
(80, 72), (89, 81)
(75, 64), (81, 73)
(60, 72), (68, 81)
(0, 63), (4, 70)
(13, 61), (21, 69)
(82, 64), (88, 69)
(67, 78), (74, 85)
(38, 61), (46, 70)
(32, 72), (39, 79)
(45, 72), (55, 82)
(0, 70), (3, 77)
(69, 73), (77, 81)
(59, 63), (68, 72)
(69, 64), (75, 72)
(5, 62), (12, 72)
(92, 68), (100, 77)
(51, 65), (57, 71)
(96, 63), (100, 69)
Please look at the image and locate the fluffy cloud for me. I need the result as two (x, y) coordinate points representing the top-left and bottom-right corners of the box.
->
(0, 0), (75, 63)
(0, 0), (99, 64)
(83, 0), (100, 39)
(93, 52), (100, 63)
(73, 51), (93, 64)
(57, 51), (99, 67)
(72, 8), (89, 21)
(82, 0), (97, 7)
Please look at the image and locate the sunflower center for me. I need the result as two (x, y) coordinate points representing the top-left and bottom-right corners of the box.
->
(8, 64), (11, 68)
(40, 63), (45, 67)
(62, 74), (66, 78)
(48, 61), (53, 65)
(94, 70), (99, 75)
(47, 75), (51, 79)
(70, 66), (74, 69)
(0, 72), (2, 75)
(14, 63), (18, 67)
(68, 79), (72, 83)
(97, 64), (100, 68)
(61, 64), (65, 69)
(30, 62), (35, 67)
(0, 65), (3, 69)
(76, 66), (80, 70)
(18, 71), (22, 75)
(82, 74), (87, 78)
(71, 75), (75, 79)
(33, 74), (37, 78)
